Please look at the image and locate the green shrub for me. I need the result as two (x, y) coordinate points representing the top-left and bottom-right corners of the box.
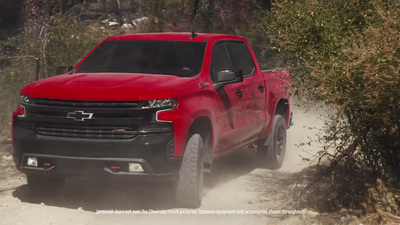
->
(0, 13), (117, 130)
(260, 0), (400, 179)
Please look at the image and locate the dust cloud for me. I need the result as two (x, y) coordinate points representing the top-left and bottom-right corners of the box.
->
(0, 103), (326, 225)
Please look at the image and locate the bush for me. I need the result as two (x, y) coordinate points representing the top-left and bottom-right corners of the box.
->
(0, 12), (117, 130)
(260, 0), (399, 181)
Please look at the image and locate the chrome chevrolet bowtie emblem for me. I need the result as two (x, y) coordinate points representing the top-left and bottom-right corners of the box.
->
(66, 111), (93, 121)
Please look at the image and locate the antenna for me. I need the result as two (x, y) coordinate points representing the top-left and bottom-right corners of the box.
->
(190, 31), (198, 39)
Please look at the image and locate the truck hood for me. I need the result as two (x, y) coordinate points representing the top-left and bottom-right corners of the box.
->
(21, 73), (193, 101)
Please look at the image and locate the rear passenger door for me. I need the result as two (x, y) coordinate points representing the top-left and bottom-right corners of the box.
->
(225, 41), (266, 141)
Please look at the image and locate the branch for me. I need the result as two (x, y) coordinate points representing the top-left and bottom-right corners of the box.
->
(39, 16), (54, 78)
(0, 55), (39, 60)
(297, 140), (359, 199)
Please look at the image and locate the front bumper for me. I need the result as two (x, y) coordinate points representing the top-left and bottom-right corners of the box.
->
(13, 127), (180, 182)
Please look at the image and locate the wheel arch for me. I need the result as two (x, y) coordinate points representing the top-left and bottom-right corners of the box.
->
(275, 98), (290, 126)
(186, 116), (214, 169)
(187, 116), (213, 152)
(259, 97), (290, 140)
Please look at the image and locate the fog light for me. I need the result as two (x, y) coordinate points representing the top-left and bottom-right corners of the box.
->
(129, 163), (144, 172)
(27, 157), (38, 167)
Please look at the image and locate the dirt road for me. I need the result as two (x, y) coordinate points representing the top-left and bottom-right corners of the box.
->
(0, 104), (326, 225)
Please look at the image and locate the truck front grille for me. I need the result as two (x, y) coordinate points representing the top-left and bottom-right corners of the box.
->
(33, 99), (140, 108)
(36, 124), (137, 139)
(15, 98), (171, 139)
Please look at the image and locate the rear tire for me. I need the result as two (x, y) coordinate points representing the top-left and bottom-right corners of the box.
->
(257, 115), (287, 169)
(175, 134), (204, 208)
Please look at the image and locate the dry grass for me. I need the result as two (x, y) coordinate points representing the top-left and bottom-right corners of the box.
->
(252, 162), (400, 224)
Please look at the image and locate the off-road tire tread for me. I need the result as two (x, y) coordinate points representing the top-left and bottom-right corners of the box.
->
(258, 115), (287, 169)
(176, 134), (204, 208)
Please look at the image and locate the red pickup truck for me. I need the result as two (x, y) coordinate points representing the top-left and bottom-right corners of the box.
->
(12, 32), (292, 207)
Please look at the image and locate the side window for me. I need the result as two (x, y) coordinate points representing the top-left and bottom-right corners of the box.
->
(226, 41), (256, 77)
(210, 42), (232, 82)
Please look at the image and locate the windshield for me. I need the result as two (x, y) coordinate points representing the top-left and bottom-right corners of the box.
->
(75, 40), (206, 77)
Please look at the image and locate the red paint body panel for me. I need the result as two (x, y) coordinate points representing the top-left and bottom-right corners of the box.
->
(16, 33), (291, 160)
(21, 73), (193, 101)
(260, 69), (292, 140)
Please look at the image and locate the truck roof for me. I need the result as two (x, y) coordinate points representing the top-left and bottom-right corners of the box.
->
(106, 32), (241, 42)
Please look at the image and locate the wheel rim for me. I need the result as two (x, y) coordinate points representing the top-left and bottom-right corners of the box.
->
(276, 126), (285, 157)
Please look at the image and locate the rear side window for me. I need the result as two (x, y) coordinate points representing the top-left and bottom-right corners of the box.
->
(209, 42), (233, 82)
(226, 41), (255, 77)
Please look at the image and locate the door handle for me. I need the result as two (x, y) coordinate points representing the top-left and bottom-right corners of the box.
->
(236, 89), (243, 98)
(258, 84), (265, 93)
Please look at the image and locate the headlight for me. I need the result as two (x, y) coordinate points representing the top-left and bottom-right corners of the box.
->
(13, 104), (26, 117)
(140, 98), (178, 109)
(20, 95), (32, 103)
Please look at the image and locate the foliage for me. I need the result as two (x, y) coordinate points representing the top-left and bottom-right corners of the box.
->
(0, 12), (117, 128)
(287, 164), (400, 224)
(260, 0), (400, 201)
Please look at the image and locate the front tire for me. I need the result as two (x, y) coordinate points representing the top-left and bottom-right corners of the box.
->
(175, 134), (204, 208)
(257, 115), (287, 169)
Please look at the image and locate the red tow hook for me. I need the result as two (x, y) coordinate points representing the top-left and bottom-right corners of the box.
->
(43, 162), (52, 168)
(111, 166), (121, 172)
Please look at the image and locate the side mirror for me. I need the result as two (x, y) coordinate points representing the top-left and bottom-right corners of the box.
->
(56, 66), (73, 75)
(214, 69), (243, 90)
(217, 70), (236, 82)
